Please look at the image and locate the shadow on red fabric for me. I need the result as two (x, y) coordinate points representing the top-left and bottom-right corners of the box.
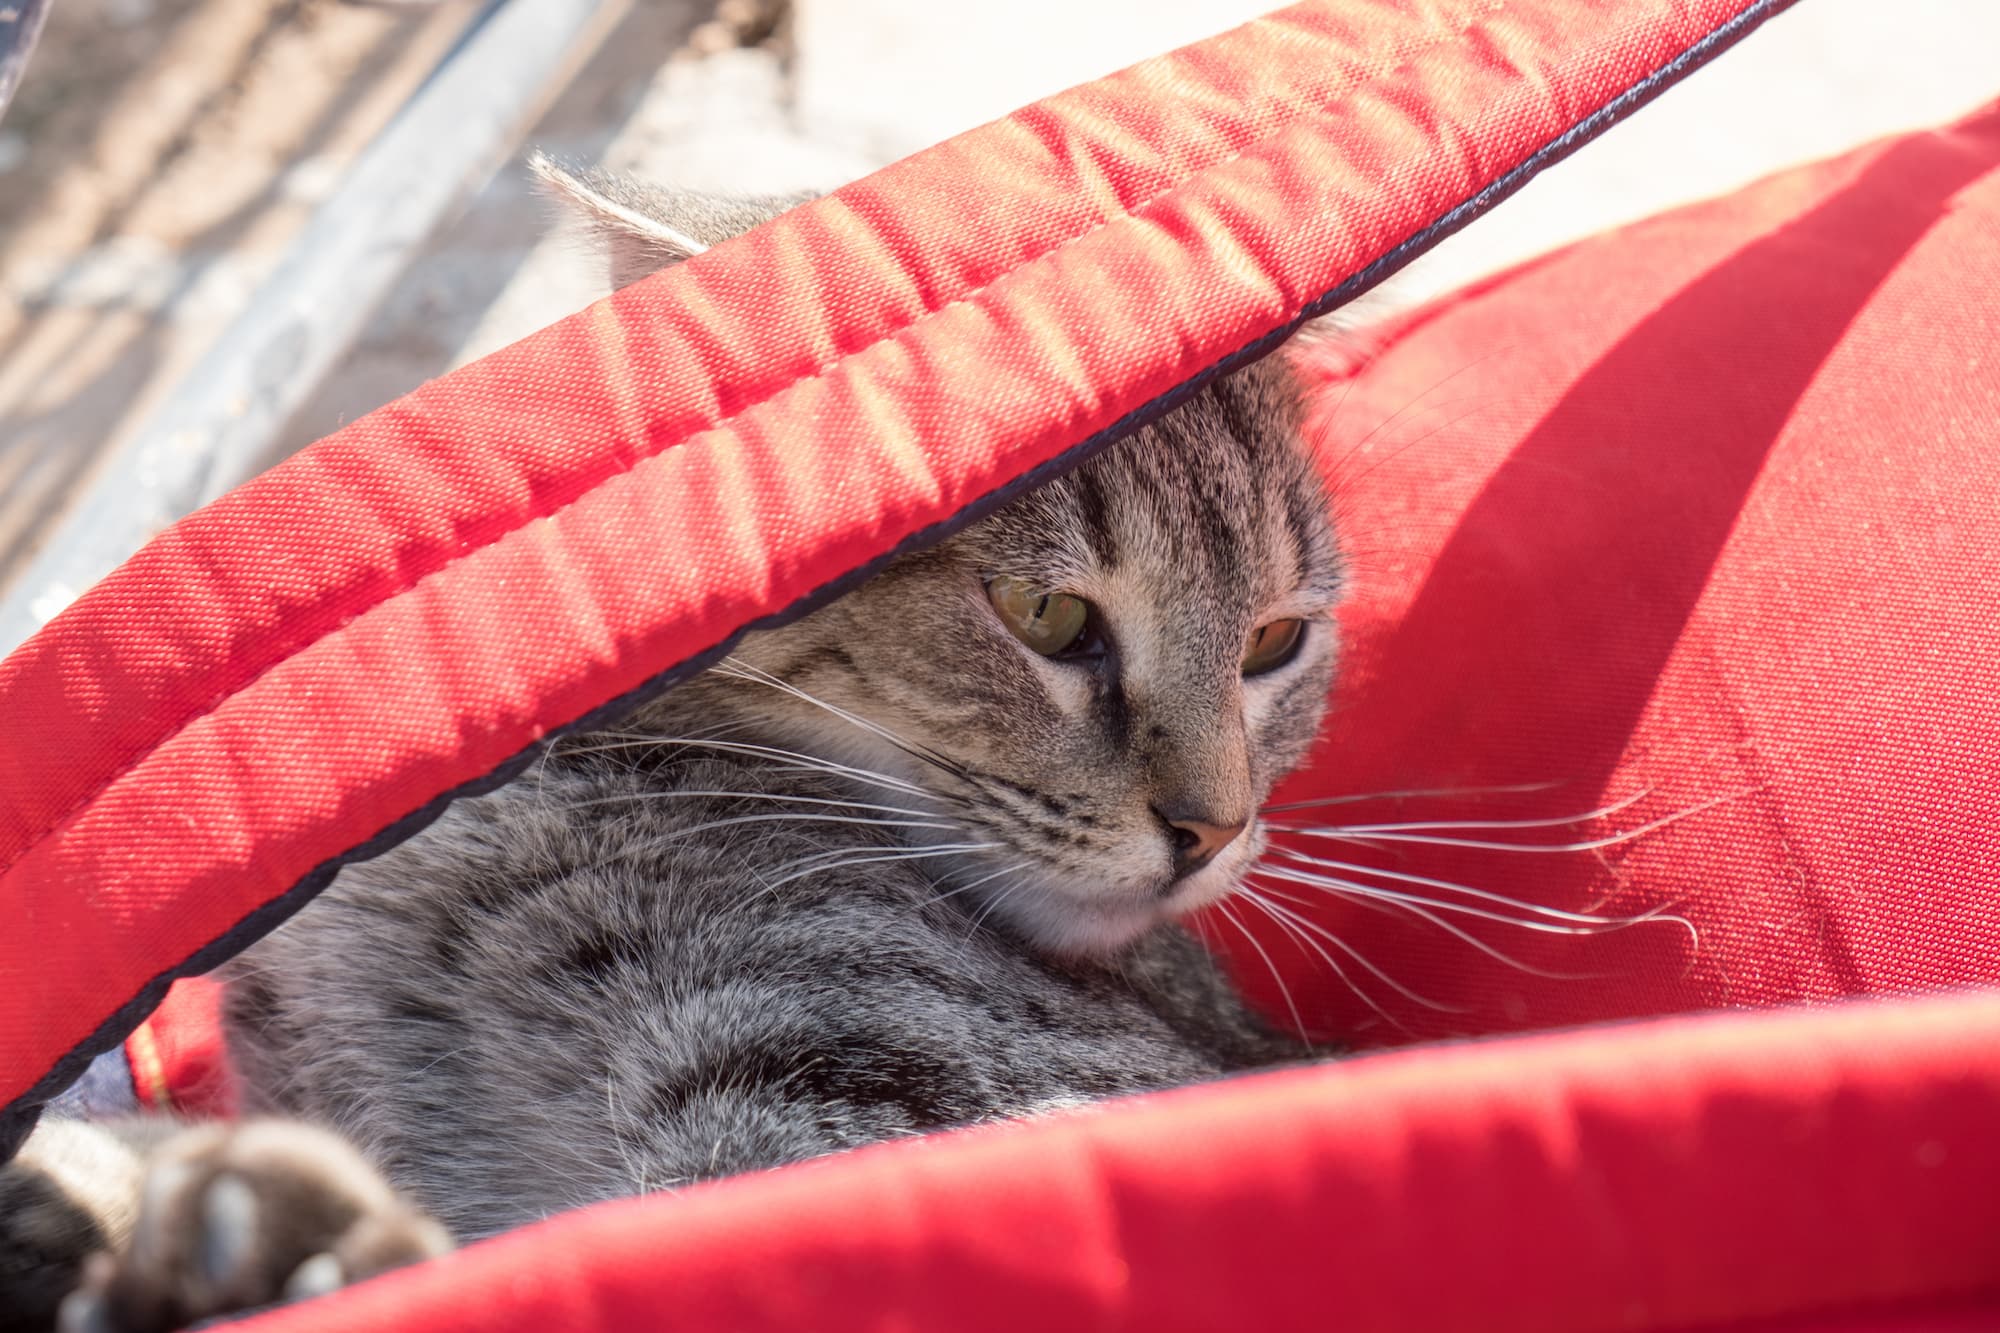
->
(1240, 103), (2000, 1045)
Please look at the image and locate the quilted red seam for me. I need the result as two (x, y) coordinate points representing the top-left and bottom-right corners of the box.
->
(11, 0), (1715, 889)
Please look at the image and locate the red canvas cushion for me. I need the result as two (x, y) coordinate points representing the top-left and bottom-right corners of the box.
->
(1225, 97), (2000, 1045)
(0, 0), (1792, 1141)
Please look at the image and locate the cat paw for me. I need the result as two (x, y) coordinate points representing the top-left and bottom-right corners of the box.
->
(57, 1120), (451, 1333)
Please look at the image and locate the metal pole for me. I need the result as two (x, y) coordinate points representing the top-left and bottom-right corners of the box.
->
(0, 0), (53, 124)
(0, 0), (620, 653)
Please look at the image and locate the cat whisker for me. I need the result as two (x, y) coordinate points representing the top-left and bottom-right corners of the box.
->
(602, 1073), (652, 1197)
(754, 842), (1007, 897)
(572, 800), (978, 878)
(769, 835), (999, 872)
(1210, 897), (1311, 1043)
(1260, 844), (1679, 931)
(1261, 780), (1564, 814)
(569, 735), (962, 805)
(1267, 786), (1650, 834)
(1334, 399), (1494, 495)
(561, 721), (765, 780)
(560, 789), (945, 821)
(931, 858), (1034, 910)
(1334, 371), (1481, 465)
(631, 811), (972, 843)
(1184, 912), (1233, 990)
(1267, 789), (1748, 855)
(1236, 886), (1461, 1016)
(964, 867), (1031, 937)
(1229, 887), (1396, 1038)
(570, 718), (759, 747)
(1325, 344), (1516, 474)
(545, 719), (747, 769)
(714, 658), (975, 784)
(672, 808), (976, 840)
(1260, 855), (1694, 945)
(1249, 869), (1620, 982)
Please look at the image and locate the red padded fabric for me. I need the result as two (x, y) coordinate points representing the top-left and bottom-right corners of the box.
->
(128, 976), (234, 1117)
(0, 0), (1791, 1126)
(219, 990), (2000, 1333)
(1224, 99), (2000, 1045)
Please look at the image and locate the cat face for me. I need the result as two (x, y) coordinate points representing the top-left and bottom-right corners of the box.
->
(734, 359), (1343, 955)
(543, 159), (1344, 956)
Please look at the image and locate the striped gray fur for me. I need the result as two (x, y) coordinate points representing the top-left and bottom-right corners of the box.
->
(0, 166), (1346, 1333)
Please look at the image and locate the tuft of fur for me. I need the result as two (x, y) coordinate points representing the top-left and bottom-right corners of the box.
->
(1, 162), (1346, 1328)
(529, 152), (816, 288)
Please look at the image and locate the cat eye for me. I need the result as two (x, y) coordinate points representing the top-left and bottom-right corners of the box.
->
(1242, 618), (1305, 676)
(988, 576), (1093, 657)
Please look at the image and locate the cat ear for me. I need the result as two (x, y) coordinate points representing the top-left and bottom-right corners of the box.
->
(1291, 276), (1413, 345)
(529, 152), (813, 290)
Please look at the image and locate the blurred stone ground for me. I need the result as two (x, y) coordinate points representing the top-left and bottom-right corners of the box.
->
(1, 0), (1996, 602)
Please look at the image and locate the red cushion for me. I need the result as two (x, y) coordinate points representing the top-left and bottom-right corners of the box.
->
(223, 991), (2000, 1333)
(0, 0), (1785, 1139)
(127, 975), (234, 1117)
(1227, 97), (2000, 1045)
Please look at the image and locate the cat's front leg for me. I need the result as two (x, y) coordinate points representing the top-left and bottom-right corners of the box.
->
(3, 1118), (450, 1333)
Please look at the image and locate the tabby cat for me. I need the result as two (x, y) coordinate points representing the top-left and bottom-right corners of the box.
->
(0, 160), (1346, 1333)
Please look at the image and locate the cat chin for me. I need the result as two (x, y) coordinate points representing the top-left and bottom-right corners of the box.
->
(980, 873), (1234, 960)
(939, 870), (1156, 959)
(1014, 903), (1169, 960)
(953, 836), (1264, 959)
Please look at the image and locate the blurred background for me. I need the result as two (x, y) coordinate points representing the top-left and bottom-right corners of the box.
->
(0, 0), (1995, 647)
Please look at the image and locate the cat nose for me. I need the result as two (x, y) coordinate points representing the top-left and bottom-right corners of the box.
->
(1154, 807), (1248, 879)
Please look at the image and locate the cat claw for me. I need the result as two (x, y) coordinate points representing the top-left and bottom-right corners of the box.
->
(282, 1251), (347, 1301)
(55, 1259), (117, 1333)
(197, 1171), (261, 1290)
